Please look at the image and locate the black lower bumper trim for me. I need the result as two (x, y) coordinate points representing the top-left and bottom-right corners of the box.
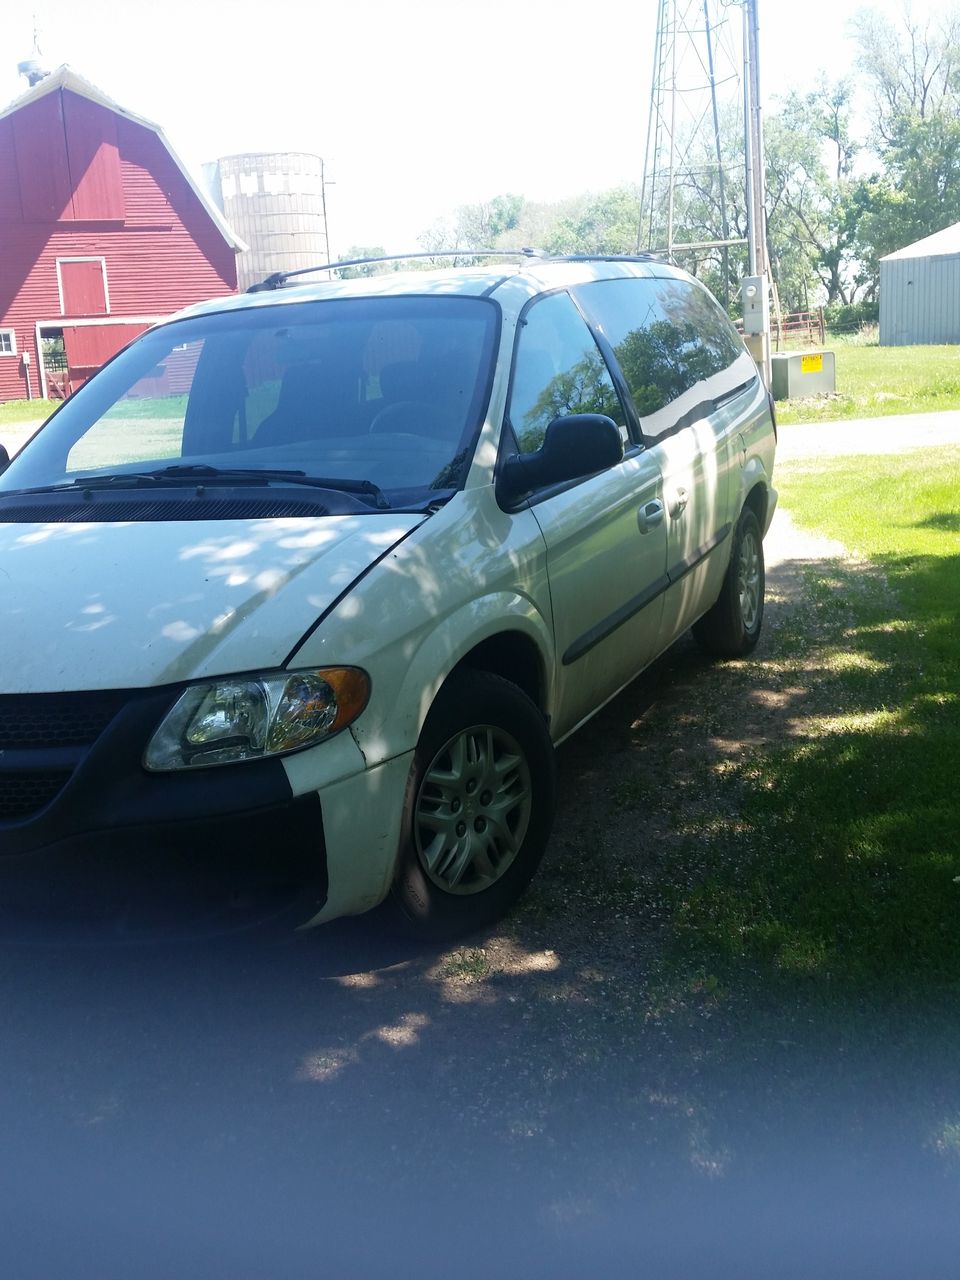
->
(0, 793), (327, 940)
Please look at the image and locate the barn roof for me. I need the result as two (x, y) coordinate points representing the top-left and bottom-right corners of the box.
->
(881, 222), (960, 262)
(0, 65), (247, 253)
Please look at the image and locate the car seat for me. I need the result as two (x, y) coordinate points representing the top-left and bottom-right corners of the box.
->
(255, 361), (361, 448)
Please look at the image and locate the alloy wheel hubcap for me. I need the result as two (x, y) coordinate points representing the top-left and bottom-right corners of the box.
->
(414, 725), (532, 895)
(738, 529), (761, 632)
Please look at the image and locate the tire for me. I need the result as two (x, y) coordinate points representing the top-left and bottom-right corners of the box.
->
(692, 508), (765, 658)
(389, 670), (556, 941)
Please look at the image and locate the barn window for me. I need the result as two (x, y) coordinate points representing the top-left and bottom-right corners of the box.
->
(0, 330), (16, 356)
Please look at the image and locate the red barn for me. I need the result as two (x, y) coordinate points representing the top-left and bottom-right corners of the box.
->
(0, 65), (244, 402)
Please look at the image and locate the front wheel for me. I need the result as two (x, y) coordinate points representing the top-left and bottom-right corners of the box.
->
(692, 508), (765, 658)
(389, 670), (556, 940)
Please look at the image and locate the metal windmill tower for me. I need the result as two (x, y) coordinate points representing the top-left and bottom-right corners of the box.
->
(638, 0), (772, 367)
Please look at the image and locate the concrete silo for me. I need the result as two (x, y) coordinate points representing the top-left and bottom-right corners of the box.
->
(208, 153), (331, 293)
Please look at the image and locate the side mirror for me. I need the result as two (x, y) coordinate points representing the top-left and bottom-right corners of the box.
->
(498, 414), (624, 503)
(0, 444), (9, 476)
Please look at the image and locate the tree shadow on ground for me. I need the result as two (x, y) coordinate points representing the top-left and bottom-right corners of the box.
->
(1, 549), (959, 1277)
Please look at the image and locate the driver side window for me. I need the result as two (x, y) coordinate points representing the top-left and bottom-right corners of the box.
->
(508, 292), (627, 454)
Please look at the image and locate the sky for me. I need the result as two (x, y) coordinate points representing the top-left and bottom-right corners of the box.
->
(0, 0), (946, 255)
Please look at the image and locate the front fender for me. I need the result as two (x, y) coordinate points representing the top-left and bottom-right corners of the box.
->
(287, 491), (555, 769)
(349, 592), (555, 766)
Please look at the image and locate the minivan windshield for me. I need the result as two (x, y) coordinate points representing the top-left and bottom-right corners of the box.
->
(0, 296), (499, 508)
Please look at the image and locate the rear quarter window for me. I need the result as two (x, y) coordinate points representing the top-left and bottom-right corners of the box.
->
(574, 277), (755, 441)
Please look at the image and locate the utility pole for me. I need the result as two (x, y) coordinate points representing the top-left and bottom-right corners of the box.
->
(740, 0), (772, 385)
(703, 0), (731, 305)
(320, 160), (335, 278)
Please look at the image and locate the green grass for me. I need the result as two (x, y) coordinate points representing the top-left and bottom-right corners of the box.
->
(435, 947), (491, 982)
(776, 342), (960, 424)
(1, 385), (280, 437)
(668, 446), (960, 999)
(101, 395), (189, 420)
(0, 398), (59, 426)
(0, 395), (194, 425)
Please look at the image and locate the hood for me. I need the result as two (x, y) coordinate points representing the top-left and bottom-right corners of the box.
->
(0, 514), (423, 693)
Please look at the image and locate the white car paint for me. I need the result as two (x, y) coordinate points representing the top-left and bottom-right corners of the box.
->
(0, 257), (777, 930)
(0, 513), (423, 693)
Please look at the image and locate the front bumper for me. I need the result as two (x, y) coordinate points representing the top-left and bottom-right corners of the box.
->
(0, 688), (328, 937)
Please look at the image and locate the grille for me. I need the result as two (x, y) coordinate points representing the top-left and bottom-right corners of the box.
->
(0, 497), (329, 523)
(0, 691), (128, 749)
(0, 772), (72, 821)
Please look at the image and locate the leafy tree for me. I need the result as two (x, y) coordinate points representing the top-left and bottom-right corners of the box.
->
(487, 193), (525, 240)
(521, 351), (622, 450)
(335, 245), (387, 278)
(852, 113), (960, 280)
(850, 4), (960, 283)
(764, 81), (867, 306)
(852, 5), (960, 145)
(541, 186), (642, 256)
(417, 194), (526, 260)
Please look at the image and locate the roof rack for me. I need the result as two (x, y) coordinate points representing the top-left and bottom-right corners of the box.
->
(246, 248), (549, 293)
(548, 253), (663, 264)
(245, 248), (666, 294)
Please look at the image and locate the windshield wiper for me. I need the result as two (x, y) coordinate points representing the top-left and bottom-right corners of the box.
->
(1, 466), (391, 509)
(153, 464), (306, 481)
(146, 465), (393, 509)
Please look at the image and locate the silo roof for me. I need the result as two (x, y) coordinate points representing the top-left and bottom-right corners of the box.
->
(881, 222), (960, 261)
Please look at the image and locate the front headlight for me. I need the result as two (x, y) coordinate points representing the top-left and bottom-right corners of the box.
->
(144, 668), (370, 771)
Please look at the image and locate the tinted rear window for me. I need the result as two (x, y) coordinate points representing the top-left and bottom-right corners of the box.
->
(574, 277), (751, 438)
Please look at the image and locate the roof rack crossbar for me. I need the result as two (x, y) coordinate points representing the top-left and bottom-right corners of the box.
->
(246, 248), (548, 293)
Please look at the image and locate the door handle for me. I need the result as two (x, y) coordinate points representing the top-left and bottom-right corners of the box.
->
(637, 499), (664, 534)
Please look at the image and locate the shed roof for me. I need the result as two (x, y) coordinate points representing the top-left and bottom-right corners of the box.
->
(0, 65), (246, 253)
(881, 222), (960, 262)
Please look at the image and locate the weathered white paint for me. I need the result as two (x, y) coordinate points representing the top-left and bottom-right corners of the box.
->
(0, 514), (422, 692)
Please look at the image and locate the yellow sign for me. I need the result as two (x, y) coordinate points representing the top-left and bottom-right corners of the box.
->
(801, 354), (824, 374)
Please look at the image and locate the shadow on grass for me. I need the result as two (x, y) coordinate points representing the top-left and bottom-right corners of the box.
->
(631, 549), (960, 1181)
(672, 548), (960, 987)
(1, 549), (960, 1276)
(917, 511), (960, 534)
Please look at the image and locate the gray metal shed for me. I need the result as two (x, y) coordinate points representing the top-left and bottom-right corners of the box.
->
(880, 223), (960, 346)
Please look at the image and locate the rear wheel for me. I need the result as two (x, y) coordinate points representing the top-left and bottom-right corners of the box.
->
(692, 508), (765, 657)
(389, 670), (555, 940)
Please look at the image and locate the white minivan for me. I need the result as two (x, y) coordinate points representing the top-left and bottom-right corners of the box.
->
(0, 255), (776, 938)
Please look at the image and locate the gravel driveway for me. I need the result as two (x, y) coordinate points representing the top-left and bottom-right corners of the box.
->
(1, 412), (959, 1277)
(776, 406), (960, 459)
(0, 421), (41, 458)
